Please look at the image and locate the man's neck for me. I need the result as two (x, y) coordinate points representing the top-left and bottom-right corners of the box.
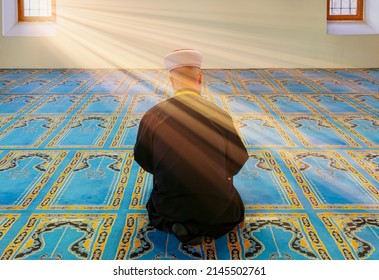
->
(174, 88), (201, 97)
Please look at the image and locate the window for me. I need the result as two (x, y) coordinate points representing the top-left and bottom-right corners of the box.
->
(326, 0), (379, 35)
(3, 0), (57, 37)
(18, 0), (56, 22)
(327, 0), (364, 20)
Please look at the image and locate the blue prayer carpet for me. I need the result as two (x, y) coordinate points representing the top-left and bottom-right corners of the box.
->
(0, 68), (378, 260)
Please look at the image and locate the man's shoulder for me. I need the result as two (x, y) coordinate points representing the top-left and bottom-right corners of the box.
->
(142, 95), (232, 123)
(176, 95), (233, 122)
(174, 94), (227, 112)
(196, 96), (232, 119)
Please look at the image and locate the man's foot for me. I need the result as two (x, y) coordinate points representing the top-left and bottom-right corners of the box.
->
(171, 223), (203, 246)
(185, 235), (203, 246)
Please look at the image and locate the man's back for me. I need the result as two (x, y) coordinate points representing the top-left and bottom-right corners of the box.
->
(134, 93), (248, 234)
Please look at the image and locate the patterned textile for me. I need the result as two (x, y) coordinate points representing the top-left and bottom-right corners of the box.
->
(0, 68), (378, 260)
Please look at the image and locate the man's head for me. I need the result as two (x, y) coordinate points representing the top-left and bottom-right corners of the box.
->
(164, 49), (203, 94)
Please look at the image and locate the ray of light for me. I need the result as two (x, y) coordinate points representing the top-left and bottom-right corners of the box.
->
(39, 1), (336, 69)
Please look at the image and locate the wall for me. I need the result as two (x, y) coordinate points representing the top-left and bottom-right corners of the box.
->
(0, 0), (379, 68)
(366, 0), (379, 32)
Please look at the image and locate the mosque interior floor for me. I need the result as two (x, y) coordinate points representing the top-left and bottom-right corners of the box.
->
(0, 68), (378, 260)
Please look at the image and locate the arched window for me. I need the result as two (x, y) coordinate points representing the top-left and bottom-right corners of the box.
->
(18, 0), (56, 22)
(327, 0), (364, 21)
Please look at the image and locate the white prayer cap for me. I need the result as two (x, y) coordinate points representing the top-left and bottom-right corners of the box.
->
(164, 49), (203, 71)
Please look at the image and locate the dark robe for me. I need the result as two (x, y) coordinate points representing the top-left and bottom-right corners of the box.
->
(134, 92), (248, 238)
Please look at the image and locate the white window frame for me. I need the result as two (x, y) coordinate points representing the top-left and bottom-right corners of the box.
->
(327, 0), (379, 35)
(2, 0), (57, 37)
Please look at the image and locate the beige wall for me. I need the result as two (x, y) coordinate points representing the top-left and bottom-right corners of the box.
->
(1, 0), (378, 68)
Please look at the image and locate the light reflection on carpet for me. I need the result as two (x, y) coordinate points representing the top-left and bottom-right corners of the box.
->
(0, 68), (378, 260)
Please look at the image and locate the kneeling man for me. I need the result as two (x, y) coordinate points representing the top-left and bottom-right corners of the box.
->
(134, 49), (248, 245)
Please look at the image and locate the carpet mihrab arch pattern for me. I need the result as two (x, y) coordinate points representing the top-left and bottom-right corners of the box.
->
(0, 68), (378, 260)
